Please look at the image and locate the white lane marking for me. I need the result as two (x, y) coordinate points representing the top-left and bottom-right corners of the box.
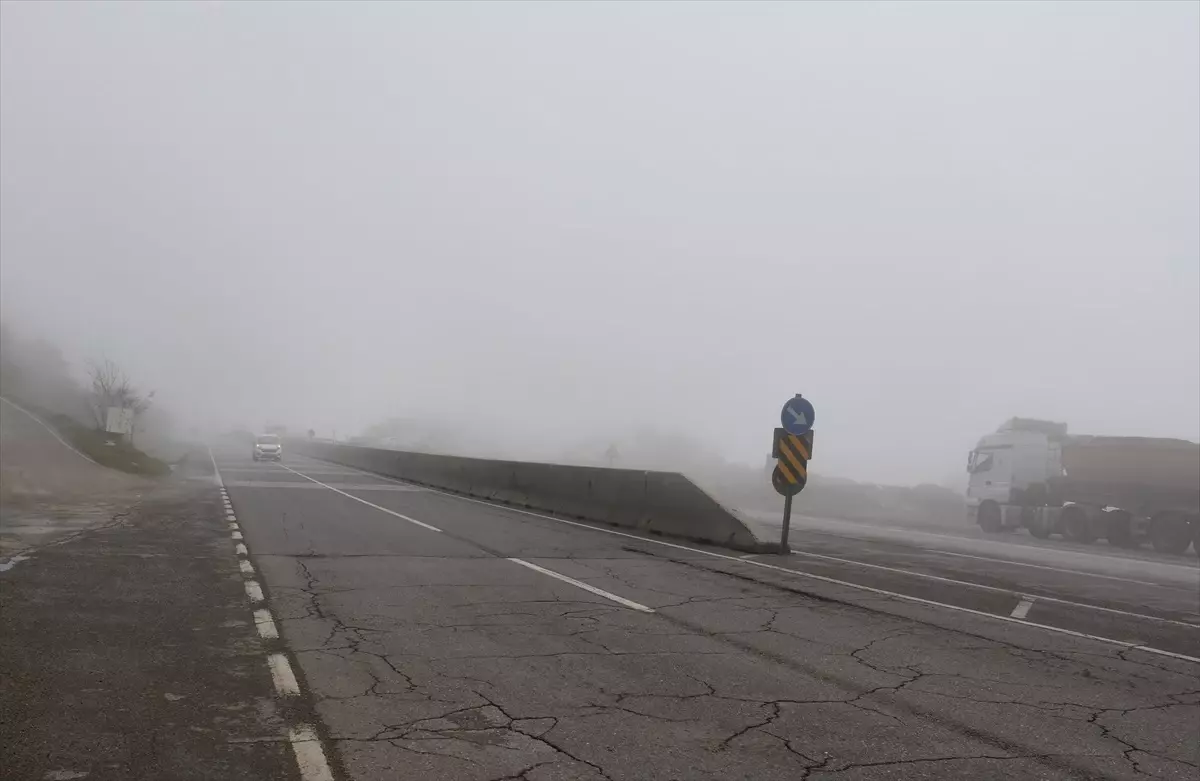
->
(509, 558), (654, 613)
(278, 464), (442, 532)
(232, 531), (244, 540)
(240, 559), (255, 576)
(229, 523), (240, 531)
(289, 724), (336, 781)
(254, 609), (280, 640)
(774, 548), (1200, 628)
(207, 445), (224, 487)
(303, 457), (1200, 663)
(1011, 596), (1036, 619)
(226, 512), (237, 520)
(267, 653), (300, 695)
(1, 396), (100, 466)
(236, 543), (248, 556)
(245, 580), (264, 602)
(928, 549), (1164, 587)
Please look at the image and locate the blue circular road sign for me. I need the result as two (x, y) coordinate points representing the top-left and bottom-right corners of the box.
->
(781, 395), (815, 436)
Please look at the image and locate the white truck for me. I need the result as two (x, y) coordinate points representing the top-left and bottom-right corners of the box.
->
(966, 418), (1200, 555)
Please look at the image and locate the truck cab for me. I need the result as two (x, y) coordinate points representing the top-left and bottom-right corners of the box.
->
(967, 420), (1066, 533)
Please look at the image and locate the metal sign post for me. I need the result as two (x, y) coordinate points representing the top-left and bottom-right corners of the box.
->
(771, 394), (815, 553)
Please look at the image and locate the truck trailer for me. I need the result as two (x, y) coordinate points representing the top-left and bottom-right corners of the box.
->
(966, 418), (1200, 555)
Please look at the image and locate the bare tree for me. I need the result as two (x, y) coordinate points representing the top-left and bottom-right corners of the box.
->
(87, 359), (149, 437)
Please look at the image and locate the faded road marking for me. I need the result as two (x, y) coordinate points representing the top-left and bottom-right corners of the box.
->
(267, 653), (300, 695)
(289, 725), (335, 781)
(254, 609), (280, 640)
(245, 580), (264, 602)
(239, 559), (255, 576)
(1011, 596), (1036, 619)
(509, 557), (654, 613)
(278, 463), (442, 531)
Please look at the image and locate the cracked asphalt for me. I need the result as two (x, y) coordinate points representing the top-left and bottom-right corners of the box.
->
(217, 449), (1200, 781)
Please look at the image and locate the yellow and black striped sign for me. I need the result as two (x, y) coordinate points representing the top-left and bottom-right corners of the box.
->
(771, 428), (813, 496)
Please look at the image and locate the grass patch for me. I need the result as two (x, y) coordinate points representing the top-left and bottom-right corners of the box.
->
(46, 413), (172, 477)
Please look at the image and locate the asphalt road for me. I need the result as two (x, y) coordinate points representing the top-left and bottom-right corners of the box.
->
(216, 447), (1200, 781)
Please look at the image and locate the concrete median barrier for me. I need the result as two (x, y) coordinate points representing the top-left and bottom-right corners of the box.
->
(290, 441), (774, 553)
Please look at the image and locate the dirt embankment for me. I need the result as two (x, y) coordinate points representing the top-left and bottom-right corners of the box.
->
(0, 397), (153, 558)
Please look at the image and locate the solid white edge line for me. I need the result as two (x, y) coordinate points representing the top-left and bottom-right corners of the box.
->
(1011, 596), (1036, 619)
(254, 609), (280, 640)
(296, 456), (1200, 663)
(508, 557), (654, 613)
(267, 653), (300, 695)
(207, 445), (224, 487)
(289, 725), (336, 781)
(245, 581), (264, 602)
(929, 549), (1167, 588)
(240, 559), (255, 576)
(279, 463), (442, 532)
(1, 396), (101, 466)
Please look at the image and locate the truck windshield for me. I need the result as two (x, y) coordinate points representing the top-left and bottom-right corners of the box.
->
(968, 451), (994, 474)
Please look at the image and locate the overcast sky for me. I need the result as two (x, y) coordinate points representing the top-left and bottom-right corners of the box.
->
(2, 1), (1197, 485)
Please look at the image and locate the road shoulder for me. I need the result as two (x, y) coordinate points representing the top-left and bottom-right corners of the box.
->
(0, 481), (298, 781)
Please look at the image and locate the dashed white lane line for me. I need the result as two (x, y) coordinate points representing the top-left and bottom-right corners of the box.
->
(278, 463), (442, 532)
(213, 454), (330, 781)
(254, 609), (280, 640)
(281, 461), (656, 613)
(229, 523), (240, 531)
(1011, 596), (1037, 619)
(509, 558), (654, 613)
(267, 653), (301, 695)
(214, 451), (325, 775)
(293, 457), (1200, 664)
(289, 725), (336, 781)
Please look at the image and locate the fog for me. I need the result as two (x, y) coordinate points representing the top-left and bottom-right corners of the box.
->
(2, 1), (1197, 486)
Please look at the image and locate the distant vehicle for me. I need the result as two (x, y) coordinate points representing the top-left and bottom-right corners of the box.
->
(252, 434), (283, 462)
(966, 418), (1199, 555)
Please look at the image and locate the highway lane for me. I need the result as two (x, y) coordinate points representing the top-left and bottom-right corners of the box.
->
(740, 510), (1200, 585)
(216, 448), (1200, 781)
(268, 451), (1200, 652)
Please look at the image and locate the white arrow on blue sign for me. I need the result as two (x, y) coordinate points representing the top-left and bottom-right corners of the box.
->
(781, 395), (815, 436)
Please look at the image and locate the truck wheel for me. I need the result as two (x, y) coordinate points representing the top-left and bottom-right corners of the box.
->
(1062, 506), (1097, 544)
(1105, 511), (1138, 548)
(978, 501), (1003, 533)
(1149, 512), (1192, 555)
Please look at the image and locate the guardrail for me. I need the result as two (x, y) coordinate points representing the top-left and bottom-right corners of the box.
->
(291, 441), (774, 553)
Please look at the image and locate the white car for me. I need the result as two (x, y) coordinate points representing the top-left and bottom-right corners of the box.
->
(252, 434), (283, 462)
